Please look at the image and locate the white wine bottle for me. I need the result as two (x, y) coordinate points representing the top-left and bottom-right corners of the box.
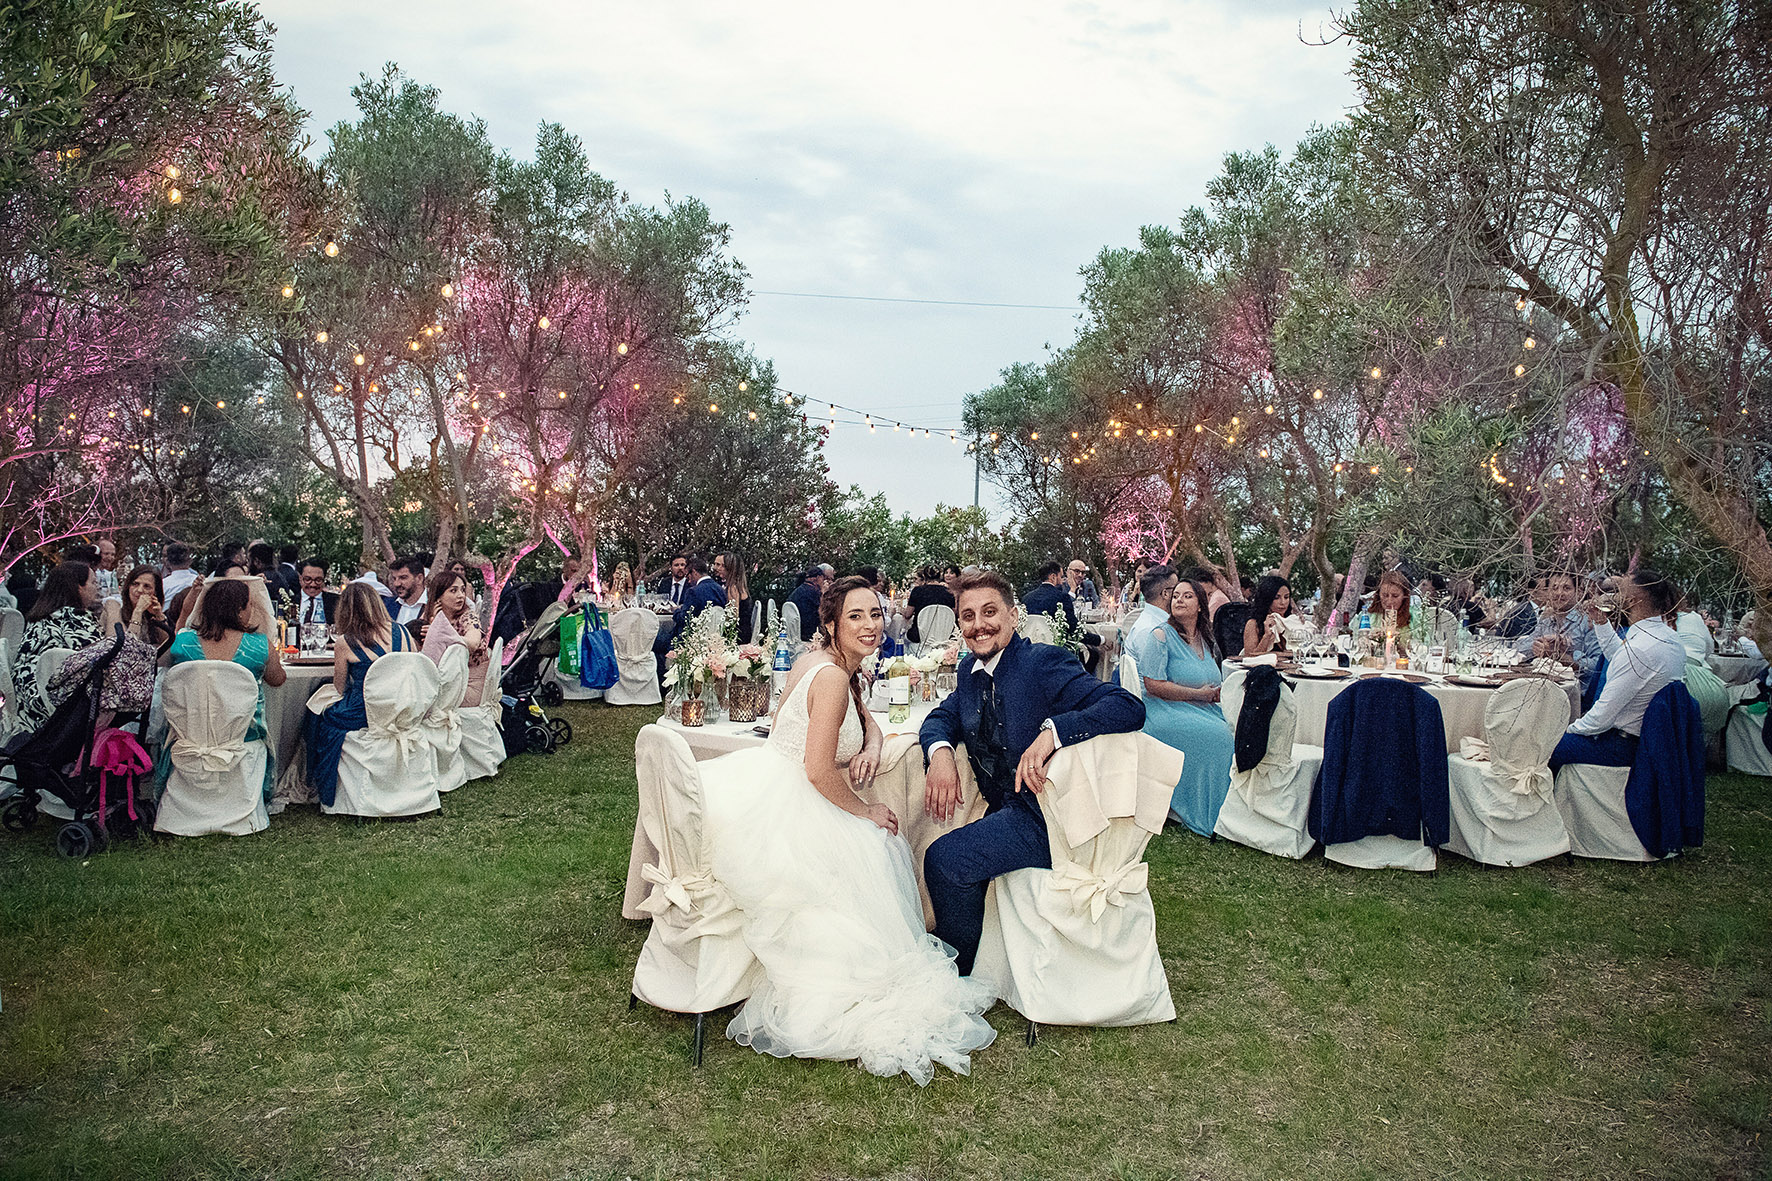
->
(886, 648), (912, 724)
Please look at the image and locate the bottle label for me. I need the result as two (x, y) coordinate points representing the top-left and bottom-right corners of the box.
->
(890, 675), (911, 705)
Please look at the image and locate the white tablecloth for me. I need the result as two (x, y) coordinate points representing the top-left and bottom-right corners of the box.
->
(264, 661), (334, 776)
(1223, 665), (1582, 754)
(1085, 619), (1121, 682)
(1709, 653), (1768, 686)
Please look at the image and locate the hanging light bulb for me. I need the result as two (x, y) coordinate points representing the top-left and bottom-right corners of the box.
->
(281, 285), (295, 299)
(1523, 337), (1537, 350)
(1370, 367), (1382, 379)
(439, 282), (453, 299)
(165, 164), (181, 180)
(538, 315), (550, 330)
(353, 353), (366, 366)
(167, 187), (182, 204)
(1313, 388), (1324, 400)
(709, 402), (719, 412)
(1515, 364), (1526, 377)
(315, 330), (328, 343)
(738, 380), (748, 392)
(324, 240), (339, 257)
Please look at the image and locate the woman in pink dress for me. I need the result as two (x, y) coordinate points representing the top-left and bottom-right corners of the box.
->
(420, 570), (490, 706)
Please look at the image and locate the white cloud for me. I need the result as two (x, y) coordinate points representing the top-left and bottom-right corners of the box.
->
(262, 0), (1355, 524)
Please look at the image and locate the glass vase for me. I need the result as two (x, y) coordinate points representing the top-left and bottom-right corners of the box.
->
(727, 676), (769, 723)
(678, 683), (710, 727)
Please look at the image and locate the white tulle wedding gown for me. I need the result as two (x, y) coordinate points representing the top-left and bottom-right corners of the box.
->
(703, 661), (997, 1084)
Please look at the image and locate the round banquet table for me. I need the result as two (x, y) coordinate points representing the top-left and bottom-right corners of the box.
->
(1221, 662), (1583, 754)
(264, 659), (335, 775)
(1709, 652), (1768, 687)
(1082, 618), (1121, 682)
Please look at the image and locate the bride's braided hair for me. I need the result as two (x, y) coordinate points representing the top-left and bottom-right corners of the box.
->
(818, 574), (876, 718)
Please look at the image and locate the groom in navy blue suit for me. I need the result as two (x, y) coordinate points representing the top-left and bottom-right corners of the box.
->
(919, 569), (1145, 975)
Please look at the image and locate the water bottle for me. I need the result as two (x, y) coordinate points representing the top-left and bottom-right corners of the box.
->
(771, 620), (792, 697)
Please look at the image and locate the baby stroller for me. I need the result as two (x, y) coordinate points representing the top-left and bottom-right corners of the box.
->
(497, 599), (573, 755)
(0, 624), (158, 857)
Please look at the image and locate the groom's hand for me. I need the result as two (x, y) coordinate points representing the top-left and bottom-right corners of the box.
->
(1014, 728), (1058, 794)
(924, 748), (962, 821)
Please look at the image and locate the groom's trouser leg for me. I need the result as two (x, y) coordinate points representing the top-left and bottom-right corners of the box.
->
(925, 804), (1050, 976)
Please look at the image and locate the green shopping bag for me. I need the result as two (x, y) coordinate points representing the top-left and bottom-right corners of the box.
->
(557, 610), (585, 677)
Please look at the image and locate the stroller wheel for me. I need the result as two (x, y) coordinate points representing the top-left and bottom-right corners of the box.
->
(538, 682), (564, 708)
(549, 717), (573, 747)
(2, 799), (37, 833)
(55, 821), (94, 860)
(525, 722), (554, 754)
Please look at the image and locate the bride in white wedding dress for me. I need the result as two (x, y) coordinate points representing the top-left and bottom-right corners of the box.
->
(703, 576), (996, 1084)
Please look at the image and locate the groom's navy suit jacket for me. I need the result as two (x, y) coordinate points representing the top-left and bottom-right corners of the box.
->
(919, 634), (1145, 816)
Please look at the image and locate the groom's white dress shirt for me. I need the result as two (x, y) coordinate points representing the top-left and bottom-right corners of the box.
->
(925, 644), (1062, 758)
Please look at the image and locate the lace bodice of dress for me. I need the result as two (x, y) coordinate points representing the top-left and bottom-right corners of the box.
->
(766, 661), (864, 768)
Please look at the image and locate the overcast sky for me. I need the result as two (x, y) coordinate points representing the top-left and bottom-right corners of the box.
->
(260, 0), (1356, 522)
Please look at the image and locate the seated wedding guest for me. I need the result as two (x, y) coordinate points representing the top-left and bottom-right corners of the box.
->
(160, 542), (199, 603)
(1672, 593), (1715, 663)
(1129, 574), (1233, 835)
(277, 544), (300, 592)
(653, 554), (730, 679)
(1126, 564), (1177, 658)
(1550, 568), (1687, 772)
(553, 555), (592, 605)
(388, 556), (428, 629)
(116, 565), (172, 647)
(1128, 559), (1152, 605)
(421, 569), (491, 706)
(1023, 561), (1102, 669)
(1243, 574), (1295, 656)
(66, 544), (106, 595)
(306, 582), (415, 804)
(785, 565), (828, 642)
(1066, 559), (1099, 607)
(248, 543), (288, 595)
(713, 551), (756, 643)
(1732, 610), (1766, 659)
(95, 538), (122, 601)
(15, 561), (101, 733)
(902, 565), (956, 643)
(157, 578), (285, 798)
(5, 568), (38, 616)
(1515, 571), (1602, 691)
(217, 540), (248, 573)
(1447, 577), (1494, 631)
(605, 561), (636, 608)
(1495, 577), (1542, 638)
(1371, 570), (1415, 655)
(352, 564), (400, 619)
(942, 563), (962, 600)
(654, 553), (690, 607)
(293, 559), (339, 634)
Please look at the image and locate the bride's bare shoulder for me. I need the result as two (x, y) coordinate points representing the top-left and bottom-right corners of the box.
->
(782, 652), (839, 697)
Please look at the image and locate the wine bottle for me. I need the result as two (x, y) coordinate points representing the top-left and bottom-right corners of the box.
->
(886, 649), (912, 724)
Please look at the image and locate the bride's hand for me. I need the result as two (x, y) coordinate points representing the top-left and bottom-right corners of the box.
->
(848, 746), (880, 788)
(864, 802), (898, 835)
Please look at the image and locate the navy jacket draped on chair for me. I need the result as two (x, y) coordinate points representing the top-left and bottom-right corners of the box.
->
(1624, 681), (1705, 858)
(1308, 677), (1450, 847)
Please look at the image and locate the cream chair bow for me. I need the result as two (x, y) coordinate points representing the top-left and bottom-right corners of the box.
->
(1445, 677), (1571, 866)
(630, 724), (762, 1063)
(324, 653), (442, 819)
(974, 732), (1180, 1035)
(155, 661), (269, 837)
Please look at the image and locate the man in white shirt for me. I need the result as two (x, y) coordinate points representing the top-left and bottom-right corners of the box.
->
(388, 556), (428, 626)
(160, 542), (199, 602)
(1672, 604), (1715, 663)
(1550, 568), (1688, 772)
(295, 560), (338, 631)
(94, 538), (121, 600)
(1125, 565), (1177, 669)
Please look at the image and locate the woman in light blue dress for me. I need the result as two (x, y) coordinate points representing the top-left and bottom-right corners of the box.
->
(1129, 576), (1234, 835)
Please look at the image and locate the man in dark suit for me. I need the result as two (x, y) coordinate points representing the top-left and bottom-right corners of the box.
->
(654, 555), (730, 681)
(784, 565), (828, 642)
(1022, 560), (1103, 673)
(653, 554), (690, 607)
(919, 569), (1145, 975)
(294, 560), (340, 630)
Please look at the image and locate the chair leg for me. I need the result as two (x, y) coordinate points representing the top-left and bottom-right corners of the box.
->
(1026, 1019), (1038, 1047)
(693, 1012), (707, 1067)
(628, 992), (637, 1011)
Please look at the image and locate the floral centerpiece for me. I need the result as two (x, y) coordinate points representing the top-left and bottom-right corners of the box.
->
(722, 643), (771, 722)
(663, 627), (718, 725)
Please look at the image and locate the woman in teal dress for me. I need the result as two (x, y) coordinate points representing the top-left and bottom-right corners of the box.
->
(1129, 575), (1235, 835)
(155, 578), (287, 801)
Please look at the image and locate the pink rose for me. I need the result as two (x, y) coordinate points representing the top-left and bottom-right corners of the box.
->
(708, 656), (728, 678)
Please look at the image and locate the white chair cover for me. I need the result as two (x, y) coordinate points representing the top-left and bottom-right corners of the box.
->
(1118, 651), (1142, 699)
(1020, 614), (1057, 646)
(917, 604), (957, 647)
(1212, 669), (1323, 860)
(325, 653), (443, 818)
(766, 599), (778, 635)
(0, 636), (17, 744)
(1444, 678), (1571, 866)
(631, 724), (764, 1013)
(35, 646), (75, 712)
(749, 600), (762, 643)
(1554, 762), (1654, 861)
(154, 662), (269, 837)
(1725, 704), (1772, 777)
(974, 732), (1180, 1027)
(604, 607), (664, 707)
(0, 607), (23, 648)
(1424, 606), (1460, 649)
(425, 645), (470, 793)
(459, 637), (506, 780)
(781, 601), (802, 648)
(183, 576), (276, 638)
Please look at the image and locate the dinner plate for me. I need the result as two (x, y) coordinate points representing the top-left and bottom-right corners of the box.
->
(1445, 674), (1503, 688)
(1379, 672), (1434, 684)
(1292, 667), (1351, 679)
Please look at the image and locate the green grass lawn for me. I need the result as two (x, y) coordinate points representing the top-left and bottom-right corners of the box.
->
(2, 701), (1769, 1180)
